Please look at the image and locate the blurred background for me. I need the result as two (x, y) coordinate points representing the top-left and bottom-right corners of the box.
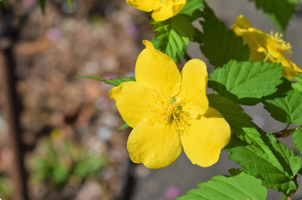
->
(0, 0), (302, 200)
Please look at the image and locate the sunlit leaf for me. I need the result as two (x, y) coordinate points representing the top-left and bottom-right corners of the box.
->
(208, 60), (284, 105)
(292, 74), (302, 93)
(263, 87), (302, 125)
(151, 0), (203, 62)
(226, 128), (302, 194)
(177, 171), (267, 200)
(293, 127), (302, 155)
(151, 15), (194, 62)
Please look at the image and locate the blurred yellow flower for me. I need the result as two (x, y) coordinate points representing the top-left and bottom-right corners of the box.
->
(126, 0), (186, 21)
(231, 15), (302, 79)
(109, 40), (231, 169)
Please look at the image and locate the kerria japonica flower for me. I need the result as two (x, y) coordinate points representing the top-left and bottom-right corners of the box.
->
(231, 15), (302, 79)
(109, 40), (231, 169)
(126, 0), (186, 21)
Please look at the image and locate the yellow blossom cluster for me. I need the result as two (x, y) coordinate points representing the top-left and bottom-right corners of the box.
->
(126, 0), (186, 21)
(110, 41), (231, 169)
(231, 15), (302, 79)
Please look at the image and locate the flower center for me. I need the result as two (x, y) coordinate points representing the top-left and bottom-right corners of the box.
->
(151, 89), (191, 134)
(269, 31), (292, 56)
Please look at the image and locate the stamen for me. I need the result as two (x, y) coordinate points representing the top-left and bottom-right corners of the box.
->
(149, 88), (192, 135)
(269, 31), (292, 56)
(171, 96), (176, 104)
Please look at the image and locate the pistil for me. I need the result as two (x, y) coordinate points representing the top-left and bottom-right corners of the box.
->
(150, 89), (191, 134)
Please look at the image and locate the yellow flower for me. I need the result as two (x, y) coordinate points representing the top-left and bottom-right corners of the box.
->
(109, 40), (231, 169)
(231, 15), (302, 79)
(126, 0), (186, 21)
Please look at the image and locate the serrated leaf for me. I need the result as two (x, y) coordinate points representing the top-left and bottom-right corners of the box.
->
(67, 0), (74, 9)
(151, 0), (203, 63)
(248, 0), (297, 32)
(292, 74), (302, 93)
(198, 3), (249, 67)
(151, 15), (194, 62)
(293, 127), (302, 157)
(208, 60), (284, 105)
(75, 75), (135, 86)
(177, 171), (267, 200)
(118, 123), (130, 130)
(263, 87), (302, 125)
(227, 143), (297, 194)
(39, 0), (46, 14)
(207, 94), (255, 141)
(178, 0), (204, 21)
(226, 128), (302, 194)
(260, 128), (302, 192)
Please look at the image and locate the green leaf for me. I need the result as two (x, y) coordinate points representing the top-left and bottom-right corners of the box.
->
(208, 94), (255, 141)
(151, 0), (203, 62)
(67, 0), (74, 9)
(176, 171), (267, 200)
(151, 15), (194, 62)
(198, 3), (249, 67)
(208, 60), (284, 105)
(263, 87), (302, 125)
(293, 127), (302, 155)
(1, 0), (8, 9)
(226, 128), (302, 194)
(39, 0), (46, 14)
(178, 0), (204, 21)
(151, 38), (160, 50)
(118, 123), (130, 130)
(248, 0), (297, 32)
(75, 75), (135, 86)
(292, 74), (302, 93)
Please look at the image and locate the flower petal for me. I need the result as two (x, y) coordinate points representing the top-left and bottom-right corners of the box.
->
(135, 40), (181, 95)
(181, 107), (231, 167)
(180, 59), (209, 116)
(151, 0), (186, 21)
(109, 81), (156, 128)
(281, 56), (302, 79)
(126, 0), (162, 12)
(127, 118), (182, 169)
(232, 15), (251, 30)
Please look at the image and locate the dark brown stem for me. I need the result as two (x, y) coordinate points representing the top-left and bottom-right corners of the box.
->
(0, 41), (29, 200)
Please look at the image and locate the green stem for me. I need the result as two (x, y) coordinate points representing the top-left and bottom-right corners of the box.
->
(286, 127), (300, 135)
(263, 52), (271, 62)
(281, 196), (287, 200)
(285, 123), (290, 130)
